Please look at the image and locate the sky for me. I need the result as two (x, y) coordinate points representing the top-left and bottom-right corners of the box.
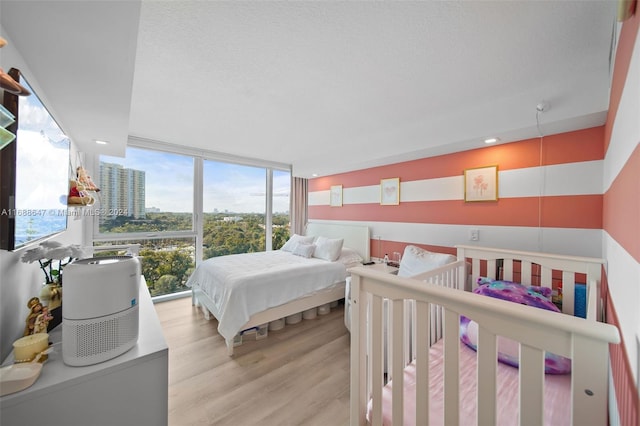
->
(100, 148), (290, 213)
(16, 77), (70, 211)
(12, 76), (70, 246)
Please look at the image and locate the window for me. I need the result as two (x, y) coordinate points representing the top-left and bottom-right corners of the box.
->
(98, 147), (194, 234)
(202, 161), (266, 259)
(93, 142), (290, 298)
(93, 238), (195, 297)
(272, 169), (291, 250)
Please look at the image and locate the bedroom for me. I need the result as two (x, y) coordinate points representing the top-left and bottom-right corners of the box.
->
(1, 1), (639, 425)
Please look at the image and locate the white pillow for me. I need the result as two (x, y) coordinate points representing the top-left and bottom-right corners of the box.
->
(337, 247), (364, 267)
(281, 234), (315, 252)
(292, 243), (315, 258)
(313, 236), (344, 261)
(397, 245), (457, 277)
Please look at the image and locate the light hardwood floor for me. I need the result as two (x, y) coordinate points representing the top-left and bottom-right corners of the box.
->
(154, 296), (351, 426)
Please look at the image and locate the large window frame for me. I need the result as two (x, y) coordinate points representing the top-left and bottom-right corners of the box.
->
(90, 137), (291, 298)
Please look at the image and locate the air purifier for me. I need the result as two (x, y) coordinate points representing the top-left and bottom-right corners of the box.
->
(62, 255), (140, 366)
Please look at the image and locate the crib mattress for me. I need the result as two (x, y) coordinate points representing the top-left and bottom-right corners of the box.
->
(368, 339), (571, 425)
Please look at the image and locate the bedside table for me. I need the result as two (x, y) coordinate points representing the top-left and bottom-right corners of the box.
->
(364, 262), (399, 275)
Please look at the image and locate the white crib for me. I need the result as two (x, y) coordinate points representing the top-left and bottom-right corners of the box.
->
(349, 245), (620, 425)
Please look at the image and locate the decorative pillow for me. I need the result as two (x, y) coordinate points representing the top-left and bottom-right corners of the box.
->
(292, 243), (315, 258)
(281, 234), (315, 252)
(397, 245), (457, 277)
(460, 280), (571, 374)
(337, 247), (364, 267)
(313, 236), (344, 261)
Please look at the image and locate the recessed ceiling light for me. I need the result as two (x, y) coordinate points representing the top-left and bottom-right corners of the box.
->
(94, 139), (109, 145)
(484, 137), (499, 144)
(311, 173), (318, 177)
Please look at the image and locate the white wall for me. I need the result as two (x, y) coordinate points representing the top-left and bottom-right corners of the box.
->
(0, 218), (85, 361)
(0, 27), (87, 361)
(603, 25), (640, 384)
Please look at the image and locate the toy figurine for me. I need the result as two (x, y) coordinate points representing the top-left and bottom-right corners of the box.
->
(76, 166), (100, 192)
(23, 297), (43, 336)
(67, 179), (94, 206)
(33, 306), (53, 334)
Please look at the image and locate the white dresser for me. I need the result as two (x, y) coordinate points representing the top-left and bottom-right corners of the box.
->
(0, 278), (169, 426)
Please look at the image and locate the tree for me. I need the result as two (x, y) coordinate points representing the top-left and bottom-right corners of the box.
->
(140, 247), (194, 292)
(152, 275), (179, 296)
(272, 226), (289, 250)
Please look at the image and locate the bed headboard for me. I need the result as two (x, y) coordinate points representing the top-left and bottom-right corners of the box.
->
(306, 222), (370, 262)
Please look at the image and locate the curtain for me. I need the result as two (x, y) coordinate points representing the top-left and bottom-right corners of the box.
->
(290, 177), (308, 236)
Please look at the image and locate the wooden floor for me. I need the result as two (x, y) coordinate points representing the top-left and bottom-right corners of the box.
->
(154, 296), (351, 426)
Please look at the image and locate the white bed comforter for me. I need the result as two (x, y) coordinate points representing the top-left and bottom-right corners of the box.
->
(186, 250), (348, 341)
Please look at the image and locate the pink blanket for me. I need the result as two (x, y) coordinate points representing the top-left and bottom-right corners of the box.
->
(368, 339), (571, 425)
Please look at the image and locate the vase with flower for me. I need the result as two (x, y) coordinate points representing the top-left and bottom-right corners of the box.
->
(21, 241), (86, 331)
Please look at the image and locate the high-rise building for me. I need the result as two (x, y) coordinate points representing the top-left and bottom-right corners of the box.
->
(99, 162), (146, 222)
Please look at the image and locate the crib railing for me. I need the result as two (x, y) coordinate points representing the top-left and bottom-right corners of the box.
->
(349, 262), (620, 426)
(456, 245), (605, 320)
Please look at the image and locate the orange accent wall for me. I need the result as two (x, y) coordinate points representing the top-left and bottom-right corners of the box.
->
(310, 195), (602, 229)
(606, 277), (639, 426)
(310, 127), (604, 232)
(310, 126), (604, 191)
(601, 13), (639, 426)
(604, 144), (640, 263)
(605, 11), (640, 152)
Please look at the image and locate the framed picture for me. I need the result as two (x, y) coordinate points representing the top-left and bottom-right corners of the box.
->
(380, 177), (400, 205)
(330, 185), (343, 207)
(464, 165), (498, 202)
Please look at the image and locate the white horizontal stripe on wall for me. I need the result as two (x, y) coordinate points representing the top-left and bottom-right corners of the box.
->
(605, 28), (640, 192)
(308, 219), (603, 258)
(500, 161), (603, 198)
(603, 232), (640, 384)
(401, 176), (463, 202)
(309, 189), (330, 206)
(348, 185), (383, 204)
(309, 160), (604, 206)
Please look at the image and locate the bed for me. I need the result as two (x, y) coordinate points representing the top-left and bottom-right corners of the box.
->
(349, 245), (620, 425)
(188, 222), (370, 355)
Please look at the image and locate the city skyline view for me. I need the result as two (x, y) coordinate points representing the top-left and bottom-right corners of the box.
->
(100, 147), (290, 215)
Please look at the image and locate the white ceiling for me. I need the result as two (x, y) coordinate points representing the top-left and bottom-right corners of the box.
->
(1, 1), (618, 178)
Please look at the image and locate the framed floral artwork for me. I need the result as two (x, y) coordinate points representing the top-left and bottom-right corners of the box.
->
(330, 185), (343, 207)
(464, 165), (498, 202)
(380, 178), (400, 205)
